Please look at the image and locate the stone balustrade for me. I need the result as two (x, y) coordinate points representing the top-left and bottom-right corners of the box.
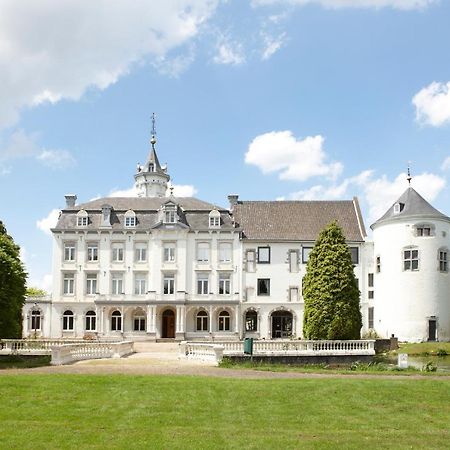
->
(51, 341), (134, 365)
(179, 341), (224, 365)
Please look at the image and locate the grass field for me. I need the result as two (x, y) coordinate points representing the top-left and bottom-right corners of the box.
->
(395, 342), (450, 356)
(0, 374), (448, 449)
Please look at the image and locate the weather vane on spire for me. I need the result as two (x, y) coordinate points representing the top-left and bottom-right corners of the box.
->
(407, 162), (412, 185)
(150, 112), (157, 149)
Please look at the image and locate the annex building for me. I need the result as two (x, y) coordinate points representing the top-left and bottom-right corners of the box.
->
(24, 129), (450, 343)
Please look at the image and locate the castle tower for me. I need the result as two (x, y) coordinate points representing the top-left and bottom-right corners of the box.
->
(371, 182), (450, 342)
(134, 114), (170, 198)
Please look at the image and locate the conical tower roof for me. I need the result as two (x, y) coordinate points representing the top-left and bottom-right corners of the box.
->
(143, 146), (166, 176)
(371, 187), (450, 229)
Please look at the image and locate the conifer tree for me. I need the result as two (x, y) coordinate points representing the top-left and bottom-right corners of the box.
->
(0, 221), (27, 338)
(303, 221), (362, 340)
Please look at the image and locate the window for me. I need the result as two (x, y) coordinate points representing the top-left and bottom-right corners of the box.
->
(376, 256), (381, 273)
(163, 275), (175, 295)
(77, 210), (88, 227)
(219, 242), (232, 263)
(416, 226), (431, 237)
(257, 246), (270, 263)
(209, 210), (221, 228)
(124, 210), (137, 228)
(289, 287), (299, 302)
(393, 202), (404, 214)
(219, 274), (231, 295)
(218, 311), (230, 331)
(350, 247), (359, 265)
(133, 314), (146, 331)
(62, 310), (74, 331)
(302, 246), (313, 263)
(85, 311), (96, 331)
(134, 275), (147, 295)
(368, 273), (374, 288)
(257, 278), (270, 296)
(197, 273), (209, 295)
(63, 274), (75, 295)
(245, 310), (258, 332)
(246, 250), (256, 272)
(196, 311), (208, 331)
(87, 243), (98, 262)
(368, 307), (374, 329)
(164, 205), (176, 223)
(112, 243), (124, 262)
(403, 248), (419, 271)
(86, 274), (97, 295)
(64, 242), (76, 261)
(135, 243), (147, 262)
(163, 243), (176, 262)
(197, 242), (210, 263)
(368, 291), (374, 299)
(31, 310), (41, 331)
(439, 250), (448, 272)
(289, 250), (299, 273)
(111, 274), (124, 295)
(111, 311), (122, 331)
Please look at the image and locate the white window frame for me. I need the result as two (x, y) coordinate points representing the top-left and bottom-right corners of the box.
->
(64, 242), (76, 262)
(218, 311), (230, 331)
(87, 243), (98, 262)
(133, 315), (146, 332)
(85, 311), (96, 331)
(111, 274), (124, 295)
(302, 246), (313, 264)
(403, 248), (419, 271)
(164, 205), (177, 224)
(196, 311), (208, 331)
(135, 243), (147, 262)
(112, 243), (125, 262)
(62, 310), (74, 331)
(163, 275), (175, 295)
(197, 242), (210, 263)
(218, 274), (231, 295)
(197, 273), (209, 295)
(124, 210), (137, 228)
(257, 246), (270, 264)
(219, 242), (232, 263)
(111, 311), (122, 331)
(86, 273), (97, 295)
(163, 243), (176, 263)
(76, 210), (88, 227)
(439, 249), (448, 272)
(245, 310), (258, 332)
(30, 310), (42, 331)
(134, 275), (147, 295)
(63, 274), (75, 295)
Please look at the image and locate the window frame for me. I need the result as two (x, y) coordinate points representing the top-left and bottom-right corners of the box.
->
(111, 311), (122, 331)
(257, 246), (271, 264)
(350, 247), (359, 265)
(218, 242), (232, 263)
(196, 310), (208, 331)
(134, 243), (147, 263)
(218, 311), (231, 331)
(302, 246), (313, 264)
(245, 310), (258, 332)
(87, 243), (99, 262)
(63, 273), (75, 295)
(196, 273), (209, 295)
(218, 274), (231, 295)
(111, 242), (125, 262)
(62, 310), (74, 331)
(86, 273), (98, 295)
(85, 311), (96, 331)
(134, 275), (147, 295)
(111, 273), (124, 295)
(163, 243), (176, 263)
(257, 278), (270, 296)
(163, 275), (175, 295)
(196, 242), (210, 263)
(63, 242), (76, 262)
(439, 249), (448, 273)
(403, 247), (419, 271)
(30, 310), (42, 331)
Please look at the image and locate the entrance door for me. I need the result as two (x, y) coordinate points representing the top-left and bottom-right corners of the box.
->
(428, 319), (437, 341)
(162, 309), (175, 338)
(271, 311), (293, 338)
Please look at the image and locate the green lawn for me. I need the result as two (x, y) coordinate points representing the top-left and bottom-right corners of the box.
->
(0, 375), (448, 449)
(395, 342), (450, 356)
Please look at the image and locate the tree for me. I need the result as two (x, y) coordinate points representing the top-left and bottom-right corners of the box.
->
(0, 221), (27, 338)
(26, 287), (47, 297)
(303, 221), (362, 340)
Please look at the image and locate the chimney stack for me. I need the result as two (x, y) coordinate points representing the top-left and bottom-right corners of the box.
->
(65, 194), (77, 208)
(227, 194), (239, 210)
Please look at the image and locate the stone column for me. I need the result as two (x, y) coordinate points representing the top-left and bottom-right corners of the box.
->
(176, 305), (186, 340)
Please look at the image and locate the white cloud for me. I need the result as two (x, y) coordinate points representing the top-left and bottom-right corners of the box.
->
(109, 186), (138, 197)
(413, 82), (450, 127)
(28, 273), (53, 293)
(442, 156), (450, 171)
(0, 0), (219, 129)
(36, 209), (61, 236)
(109, 183), (197, 198)
(37, 149), (77, 169)
(245, 130), (343, 181)
(252, 0), (435, 10)
(213, 36), (245, 65)
(261, 32), (287, 60)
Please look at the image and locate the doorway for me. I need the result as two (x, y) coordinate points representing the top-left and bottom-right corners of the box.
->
(428, 318), (437, 342)
(162, 309), (175, 338)
(271, 311), (293, 338)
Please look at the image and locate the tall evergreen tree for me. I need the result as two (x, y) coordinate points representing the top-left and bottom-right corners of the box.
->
(303, 221), (362, 340)
(0, 221), (27, 338)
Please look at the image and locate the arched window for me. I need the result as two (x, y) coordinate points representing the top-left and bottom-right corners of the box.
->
(62, 310), (74, 331)
(209, 209), (221, 228)
(85, 311), (96, 331)
(31, 310), (42, 331)
(133, 311), (146, 332)
(124, 210), (137, 228)
(196, 310), (208, 331)
(111, 311), (122, 331)
(218, 311), (230, 331)
(76, 209), (88, 227)
(245, 310), (258, 332)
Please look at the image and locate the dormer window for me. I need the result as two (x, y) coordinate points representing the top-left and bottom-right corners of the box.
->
(124, 210), (137, 228)
(209, 209), (221, 228)
(164, 204), (177, 223)
(149, 163), (154, 172)
(76, 210), (88, 227)
(393, 202), (404, 214)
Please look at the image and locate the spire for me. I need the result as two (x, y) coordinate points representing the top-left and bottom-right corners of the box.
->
(150, 112), (157, 150)
(407, 163), (412, 185)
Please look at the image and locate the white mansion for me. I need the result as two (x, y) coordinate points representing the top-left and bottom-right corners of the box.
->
(24, 132), (450, 343)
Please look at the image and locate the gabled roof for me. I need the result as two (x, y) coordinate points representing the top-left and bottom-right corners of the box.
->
(371, 187), (450, 229)
(233, 198), (366, 242)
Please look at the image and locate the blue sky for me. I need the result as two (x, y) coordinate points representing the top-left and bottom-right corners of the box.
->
(0, 0), (449, 291)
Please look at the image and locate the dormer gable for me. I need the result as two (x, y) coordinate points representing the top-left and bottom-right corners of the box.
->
(76, 209), (88, 227)
(209, 208), (221, 228)
(124, 209), (137, 228)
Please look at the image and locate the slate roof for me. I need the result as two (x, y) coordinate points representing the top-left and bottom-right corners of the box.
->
(232, 199), (366, 242)
(371, 187), (450, 228)
(54, 196), (233, 232)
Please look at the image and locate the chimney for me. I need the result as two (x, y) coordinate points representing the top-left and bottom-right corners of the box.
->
(227, 194), (239, 210)
(100, 204), (113, 228)
(65, 194), (77, 208)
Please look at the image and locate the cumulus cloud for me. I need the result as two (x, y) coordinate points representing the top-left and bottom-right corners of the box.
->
(413, 82), (450, 127)
(442, 156), (450, 171)
(0, 0), (219, 129)
(36, 209), (61, 235)
(252, 0), (435, 10)
(109, 183), (197, 198)
(261, 32), (287, 60)
(245, 130), (343, 181)
(37, 149), (77, 169)
(213, 36), (245, 65)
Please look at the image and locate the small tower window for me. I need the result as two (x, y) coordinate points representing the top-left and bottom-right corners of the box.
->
(124, 210), (137, 228)
(393, 202), (404, 214)
(439, 249), (448, 272)
(403, 248), (419, 271)
(76, 210), (88, 227)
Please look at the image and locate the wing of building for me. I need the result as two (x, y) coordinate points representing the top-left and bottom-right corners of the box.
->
(23, 130), (450, 343)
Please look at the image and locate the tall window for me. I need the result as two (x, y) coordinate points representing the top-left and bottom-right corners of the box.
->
(197, 273), (209, 295)
(219, 274), (231, 295)
(257, 278), (270, 296)
(111, 274), (124, 295)
(133, 313), (146, 331)
(245, 310), (257, 332)
(368, 273), (374, 288)
(218, 311), (230, 331)
(302, 246), (313, 263)
(289, 250), (299, 272)
(246, 250), (256, 272)
(77, 210), (88, 227)
(376, 256), (381, 273)
(135, 243), (147, 262)
(439, 250), (448, 272)
(62, 310), (74, 331)
(63, 274), (75, 295)
(289, 287), (299, 302)
(112, 243), (124, 262)
(196, 311), (208, 331)
(257, 246), (270, 263)
(197, 242), (210, 263)
(163, 275), (175, 295)
(350, 247), (359, 265)
(163, 243), (176, 262)
(64, 243), (76, 261)
(124, 210), (136, 228)
(87, 243), (98, 262)
(219, 243), (232, 263)
(111, 311), (122, 331)
(31, 310), (41, 331)
(164, 205), (176, 223)
(86, 274), (97, 295)
(403, 248), (419, 271)
(368, 307), (374, 329)
(134, 275), (147, 295)
(85, 311), (96, 331)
